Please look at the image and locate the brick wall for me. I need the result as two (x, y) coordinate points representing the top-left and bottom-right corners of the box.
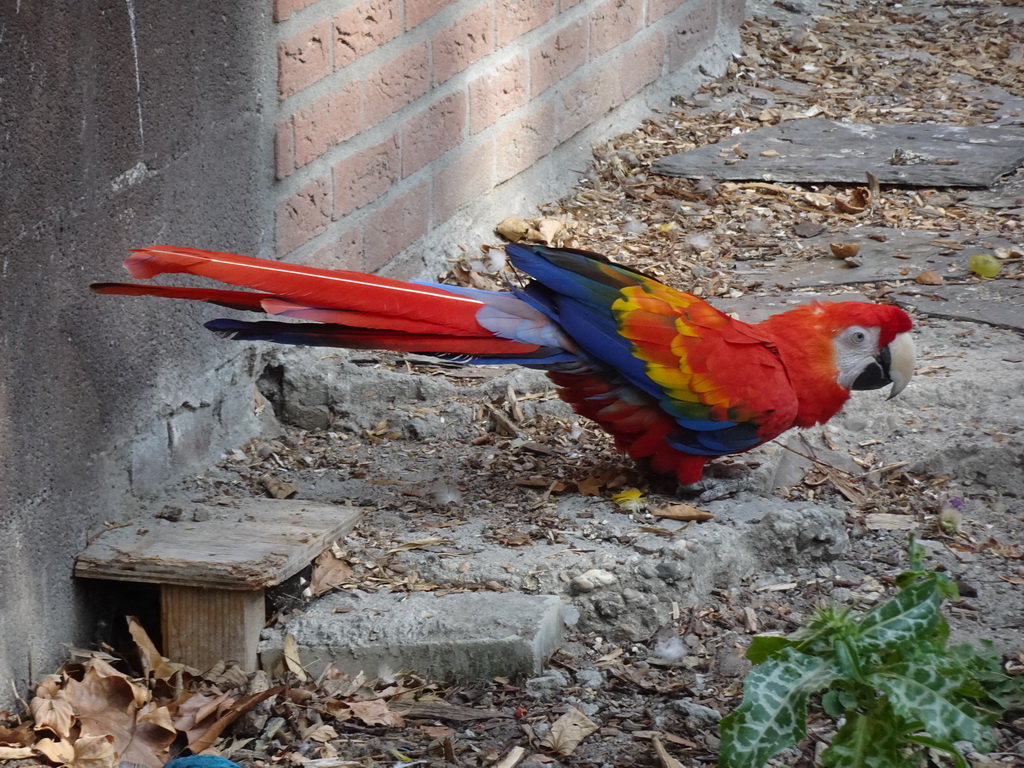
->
(272, 0), (743, 277)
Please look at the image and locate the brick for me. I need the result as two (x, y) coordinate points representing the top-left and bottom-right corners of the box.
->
(293, 83), (363, 167)
(650, 0), (688, 22)
(495, 0), (555, 47)
(275, 117), (295, 180)
(590, 0), (644, 59)
(364, 42), (430, 127)
(278, 20), (332, 100)
(618, 31), (665, 101)
(303, 228), (364, 271)
(332, 135), (401, 218)
(557, 60), (618, 142)
(432, 5), (493, 85)
(274, 0), (320, 22)
(333, 0), (402, 69)
(530, 19), (587, 98)
(277, 175), (332, 256)
(434, 139), (495, 224)
(407, 0), (457, 29)
(402, 91), (466, 177)
(669, 0), (719, 69)
(469, 56), (527, 134)
(495, 102), (556, 183)
(363, 181), (431, 272)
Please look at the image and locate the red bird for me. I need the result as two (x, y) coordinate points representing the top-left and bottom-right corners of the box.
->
(91, 244), (915, 485)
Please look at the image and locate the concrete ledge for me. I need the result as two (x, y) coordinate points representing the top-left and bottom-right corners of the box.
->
(260, 591), (567, 681)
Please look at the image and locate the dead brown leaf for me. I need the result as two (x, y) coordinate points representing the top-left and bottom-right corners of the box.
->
(310, 548), (355, 596)
(31, 687), (75, 740)
(576, 476), (604, 496)
(0, 746), (36, 759)
(260, 475), (298, 499)
(127, 617), (179, 682)
(176, 686), (284, 754)
(63, 659), (176, 768)
(0, 721), (34, 747)
(282, 634), (307, 682)
(34, 736), (76, 764)
(650, 503), (714, 522)
(69, 734), (118, 768)
(540, 707), (598, 756)
(347, 699), (405, 727)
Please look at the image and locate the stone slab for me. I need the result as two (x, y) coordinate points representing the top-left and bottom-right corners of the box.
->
(260, 591), (568, 681)
(892, 280), (1024, 333)
(733, 227), (1019, 289)
(651, 119), (1024, 187)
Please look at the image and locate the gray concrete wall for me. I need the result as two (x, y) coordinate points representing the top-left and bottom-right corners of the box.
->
(0, 2), (277, 701)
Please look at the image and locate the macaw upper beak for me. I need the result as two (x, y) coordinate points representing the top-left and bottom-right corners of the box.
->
(851, 331), (916, 398)
(885, 332), (915, 398)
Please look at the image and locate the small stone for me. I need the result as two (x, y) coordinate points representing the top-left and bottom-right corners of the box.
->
(672, 698), (722, 725)
(570, 568), (617, 594)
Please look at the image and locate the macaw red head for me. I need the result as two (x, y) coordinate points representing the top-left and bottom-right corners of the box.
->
(813, 302), (915, 399)
(758, 300), (915, 428)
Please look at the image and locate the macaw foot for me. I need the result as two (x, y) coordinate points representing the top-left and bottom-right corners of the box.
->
(681, 460), (766, 502)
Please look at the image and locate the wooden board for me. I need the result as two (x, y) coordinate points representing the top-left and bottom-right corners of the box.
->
(75, 499), (362, 589)
(651, 119), (1024, 187)
(162, 585), (264, 671)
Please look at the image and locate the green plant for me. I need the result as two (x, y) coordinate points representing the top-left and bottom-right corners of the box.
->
(720, 542), (1024, 767)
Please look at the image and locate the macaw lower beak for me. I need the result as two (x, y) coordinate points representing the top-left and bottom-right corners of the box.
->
(851, 332), (916, 398)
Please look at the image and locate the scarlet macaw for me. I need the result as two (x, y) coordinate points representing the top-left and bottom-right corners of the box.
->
(91, 244), (915, 484)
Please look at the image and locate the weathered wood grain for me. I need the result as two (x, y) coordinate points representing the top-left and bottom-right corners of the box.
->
(75, 499), (362, 589)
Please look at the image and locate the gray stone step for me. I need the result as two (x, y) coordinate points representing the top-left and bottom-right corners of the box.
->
(260, 590), (568, 681)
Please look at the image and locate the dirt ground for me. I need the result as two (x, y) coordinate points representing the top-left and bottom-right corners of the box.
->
(7, 0), (1024, 766)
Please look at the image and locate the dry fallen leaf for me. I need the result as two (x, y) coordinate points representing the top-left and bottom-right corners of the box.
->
(31, 687), (76, 740)
(128, 617), (179, 682)
(261, 475), (298, 499)
(650, 503), (714, 522)
(347, 699), (405, 727)
(0, 746), (36, 759)
(34, 736), (76, 764)
(282, 633), (307, 682)
(0, 721), (33, 748)
(68, 733), (118, 768)
(310, 548), (355, 596)
(63, 659), (176, 768)
(540, 707), (598, 756)
(915, 269), (944, 285)
(495, 216), (535, 243)
(388, 537), (449, 553)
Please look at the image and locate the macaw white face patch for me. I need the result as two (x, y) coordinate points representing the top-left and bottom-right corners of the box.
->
(834, 325), (883, 390)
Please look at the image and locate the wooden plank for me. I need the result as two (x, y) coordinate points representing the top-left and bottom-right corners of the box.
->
(75, 499), (362, 589)
(162, 585), (264, 671)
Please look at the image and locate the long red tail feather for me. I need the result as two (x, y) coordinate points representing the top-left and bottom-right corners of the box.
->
(124, 245), (490, 336)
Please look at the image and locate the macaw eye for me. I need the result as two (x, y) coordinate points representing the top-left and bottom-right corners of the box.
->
(852, 330), (866, 343)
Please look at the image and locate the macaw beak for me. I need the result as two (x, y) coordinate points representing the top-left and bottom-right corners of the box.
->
(885, 331), (915, 398)
(851, 331), (916, 398)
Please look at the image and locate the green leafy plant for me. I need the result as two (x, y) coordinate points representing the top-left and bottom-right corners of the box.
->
(720, 541), (1024, 767)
